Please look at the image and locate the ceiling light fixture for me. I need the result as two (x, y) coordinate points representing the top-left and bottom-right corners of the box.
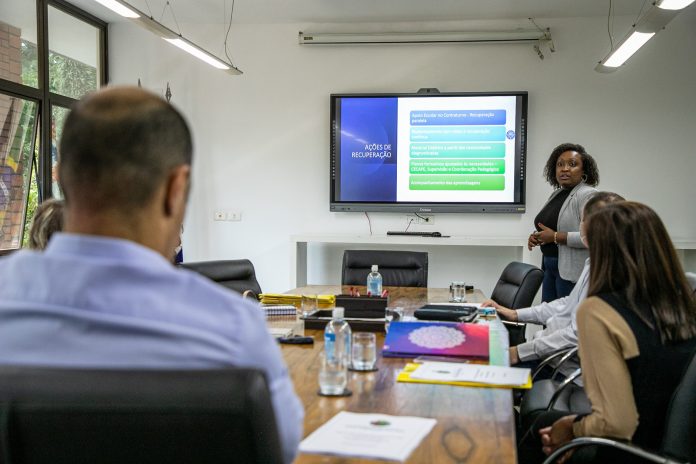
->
(596, 1), (693, 72)
(299, 29), (551, 45)
(656, 0), (696, 10)
(91, 0), (242, 75)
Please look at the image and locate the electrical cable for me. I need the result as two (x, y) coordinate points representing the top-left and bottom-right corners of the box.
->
(633, 0), (649, 25)
(607, 0), (615, 51)
(364, 212), (372, 235)
(223, 0), (236, 64)
(405, 218), (414, 232)
(143, 0), (154, 18)
(414, 212), (429, 223)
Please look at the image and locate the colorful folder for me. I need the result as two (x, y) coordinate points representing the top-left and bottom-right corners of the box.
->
(382, 321), (489, 360)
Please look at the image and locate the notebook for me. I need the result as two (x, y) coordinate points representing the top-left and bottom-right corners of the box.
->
(382, 321), (489, 360)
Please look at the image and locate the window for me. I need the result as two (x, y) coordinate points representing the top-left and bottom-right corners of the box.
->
(0, 0), (107, 253)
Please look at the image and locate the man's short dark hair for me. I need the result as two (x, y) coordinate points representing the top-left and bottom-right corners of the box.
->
(58, 87), (192, 211)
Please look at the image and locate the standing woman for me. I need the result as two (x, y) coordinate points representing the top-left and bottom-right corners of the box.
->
(530, 143), (599, 301)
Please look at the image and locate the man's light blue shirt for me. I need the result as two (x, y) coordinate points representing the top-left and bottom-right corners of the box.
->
(0, 233), (303, 463)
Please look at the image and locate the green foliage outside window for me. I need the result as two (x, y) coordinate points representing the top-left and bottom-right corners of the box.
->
(19, 40), (97, 247)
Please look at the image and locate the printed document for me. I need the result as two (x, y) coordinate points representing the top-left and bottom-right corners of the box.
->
(410, 361), (530, 386)
(299, 411), (437, 461)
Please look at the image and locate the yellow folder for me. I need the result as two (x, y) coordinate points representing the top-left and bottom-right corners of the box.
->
(397, 363), (532, 389)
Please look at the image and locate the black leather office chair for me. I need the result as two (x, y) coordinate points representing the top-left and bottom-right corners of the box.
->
(490, 262), (543, 346)
(0, 367), (283, 464)
(341, 250), (428, 287)
(541, 352), (696, 464)
(181, 259), (262, 298)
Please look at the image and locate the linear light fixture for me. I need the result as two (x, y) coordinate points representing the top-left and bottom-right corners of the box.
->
(299, 29), (550, 45)
(595, 1), (693, 72)
(91, 0), (242, 75)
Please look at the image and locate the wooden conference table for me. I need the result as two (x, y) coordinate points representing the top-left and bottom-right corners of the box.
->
(281, 285), (516, 464)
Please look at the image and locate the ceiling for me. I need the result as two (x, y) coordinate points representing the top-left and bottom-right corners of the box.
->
(66, 0), (646, 25)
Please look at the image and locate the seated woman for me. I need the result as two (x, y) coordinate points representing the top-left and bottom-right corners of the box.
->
(27, 198), (64, 250)
(538, 202), (696, 462)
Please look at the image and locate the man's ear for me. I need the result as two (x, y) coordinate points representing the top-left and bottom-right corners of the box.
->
(164, 165), (191, 217)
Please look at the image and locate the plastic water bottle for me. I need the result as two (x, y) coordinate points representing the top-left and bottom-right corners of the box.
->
(324, 307), (352, 364)
(367, 264), (383, 296)
(488, 316), (510, 367)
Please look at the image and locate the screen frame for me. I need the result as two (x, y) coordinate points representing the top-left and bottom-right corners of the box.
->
(330, 91), (528, 213)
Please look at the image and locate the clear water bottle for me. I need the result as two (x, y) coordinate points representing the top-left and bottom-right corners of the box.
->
(324, 307), (352, 364)
(367, 264), (383, 296)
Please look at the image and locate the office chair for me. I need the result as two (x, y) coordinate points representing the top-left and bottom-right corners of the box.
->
(181, 259), (262, 298)
(489, 262), (543, 346)
(341, 250), (428, 287)
(519, 348), (591, 437)
(541, 352), (696, 464)
(0, 366), (283, 464)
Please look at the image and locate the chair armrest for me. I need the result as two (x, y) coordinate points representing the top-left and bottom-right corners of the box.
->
(533, 347), (575, 380)
(546, 368), (582, 411)
(542, 436), (685, 464)
(549, 347), (579, 380)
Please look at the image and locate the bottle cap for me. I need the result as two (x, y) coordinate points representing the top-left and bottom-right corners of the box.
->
(332, 307), (344, 319)
(371, 265), (378, 272)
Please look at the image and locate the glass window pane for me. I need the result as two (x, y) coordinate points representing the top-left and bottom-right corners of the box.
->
(0, 0), (39, 88)
(51, 105), (69, 199)
(0, 93), (38, 251)
(48, 6), (100, 99)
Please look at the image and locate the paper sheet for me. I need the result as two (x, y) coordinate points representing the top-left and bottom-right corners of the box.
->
(299, 411), (437, 462)
(409, 361), (530, 386)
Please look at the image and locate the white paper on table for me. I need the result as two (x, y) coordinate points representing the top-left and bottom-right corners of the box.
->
(299, 411), (437, 462)
(409, 361), (531, 386)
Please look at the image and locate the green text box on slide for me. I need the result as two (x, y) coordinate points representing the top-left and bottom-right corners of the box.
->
(410, 159), (505, 175)
(410, 143), (505, 158)
(409, 175), (505, 190)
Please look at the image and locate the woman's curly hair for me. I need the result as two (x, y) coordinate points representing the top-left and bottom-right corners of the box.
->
(543, 143), (599, 189)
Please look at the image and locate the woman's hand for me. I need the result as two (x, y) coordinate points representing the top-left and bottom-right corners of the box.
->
(536, 223), (556, 245)
(539, 414), (577, 456)
(528, 232), (542, 250)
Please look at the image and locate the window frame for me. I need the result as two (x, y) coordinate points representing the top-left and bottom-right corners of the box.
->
(0, 0), (108, 254)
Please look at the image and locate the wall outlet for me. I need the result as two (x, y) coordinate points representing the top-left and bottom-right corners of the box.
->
(406, 214), (435, 226)
(214, 211), (242, 222)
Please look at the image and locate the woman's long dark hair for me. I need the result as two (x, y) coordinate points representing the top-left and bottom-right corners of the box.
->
(586, 201), (696, 343)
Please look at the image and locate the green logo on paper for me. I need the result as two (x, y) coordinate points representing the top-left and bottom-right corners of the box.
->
(370, 420), (391, 427)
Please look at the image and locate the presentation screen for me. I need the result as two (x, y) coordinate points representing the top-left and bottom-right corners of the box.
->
(330, 91), (528, 213)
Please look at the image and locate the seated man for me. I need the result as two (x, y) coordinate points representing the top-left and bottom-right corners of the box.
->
(0, 87), (303, 463)
(483, 191), (625, 380)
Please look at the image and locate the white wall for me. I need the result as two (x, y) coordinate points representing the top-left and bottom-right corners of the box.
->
(108, 11), (696, 295)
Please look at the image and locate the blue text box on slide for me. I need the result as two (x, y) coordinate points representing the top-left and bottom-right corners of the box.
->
(410, 126), (506, 142)
(410, 110), (506, 126)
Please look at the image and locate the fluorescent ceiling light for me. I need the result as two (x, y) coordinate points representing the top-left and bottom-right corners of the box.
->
(165, 38), (230, 70)
(90, 0), (241, 75)
(299, 30), (549, 45)
(657, 0), (696, 10)
(602, 31), (655, 68)
(595, 1), (686, 73)
(93, 0), (139, 18)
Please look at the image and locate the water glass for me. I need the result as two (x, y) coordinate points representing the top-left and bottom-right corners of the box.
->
(301, 294), (318, 317)
(318, 351), (348, 395)
(351, 332), (377, 371)
(385, 306), (404, 333)
(450, 281), (467, 302)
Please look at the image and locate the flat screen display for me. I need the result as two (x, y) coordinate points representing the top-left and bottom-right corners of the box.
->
(330, 91), (528, 213)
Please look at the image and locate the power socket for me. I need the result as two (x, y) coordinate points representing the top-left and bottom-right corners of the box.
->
(406, 214), (435, 226)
